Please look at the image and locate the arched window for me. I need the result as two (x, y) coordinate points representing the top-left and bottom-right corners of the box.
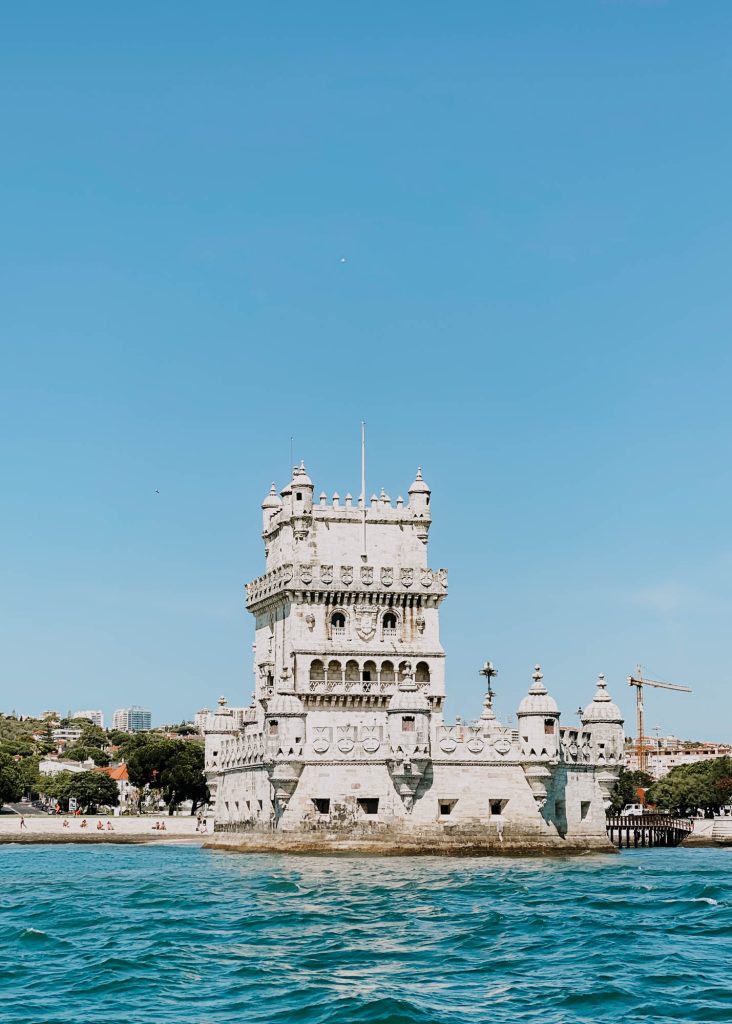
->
(381, 660), (395, 684)
(331, 611), (346, 638)
(309, 659), (325, 685)
(327, 659), (342, 685)
(382, 612), (398, 639)
(363, 659), (377, 683)
(415, 661), (430, 684)
(345, 660), (360, 684)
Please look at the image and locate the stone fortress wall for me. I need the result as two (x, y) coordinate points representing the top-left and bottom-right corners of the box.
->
(203, 463), (625, 852)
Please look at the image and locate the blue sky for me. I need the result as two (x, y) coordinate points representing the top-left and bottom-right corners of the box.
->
(1, 3), (730, 738)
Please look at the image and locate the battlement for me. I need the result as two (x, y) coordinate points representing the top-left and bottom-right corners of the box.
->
(259, 463), (433, 572)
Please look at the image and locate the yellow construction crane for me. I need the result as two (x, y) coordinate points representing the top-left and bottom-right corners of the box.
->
(627, 665), (692, 772)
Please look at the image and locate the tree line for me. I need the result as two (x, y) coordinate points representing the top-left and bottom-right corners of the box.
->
(0, 714), (207, 814)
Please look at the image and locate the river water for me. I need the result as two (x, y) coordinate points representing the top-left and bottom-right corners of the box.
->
(1, 844), (730, 1024)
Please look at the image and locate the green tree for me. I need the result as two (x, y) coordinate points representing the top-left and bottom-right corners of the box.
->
(63, 744), (110, 766)
(0, 753), (23, 807)
(38, 771), (74, 807)
(609, 768), (654, 813)
(66, 772), (119, 812)
(646, 757), (732, 817)
(127, 738), (208, 814)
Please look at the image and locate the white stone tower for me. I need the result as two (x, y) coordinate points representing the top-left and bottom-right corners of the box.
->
(247, 463), (448, 713)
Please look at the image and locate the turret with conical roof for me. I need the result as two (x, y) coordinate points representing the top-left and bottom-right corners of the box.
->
(581, 674), (624, 763)
(261, 483), (282, 533)
(517, 665), (560, 760)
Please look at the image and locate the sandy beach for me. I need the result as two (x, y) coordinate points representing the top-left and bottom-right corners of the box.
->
(0, 814), (203, 844)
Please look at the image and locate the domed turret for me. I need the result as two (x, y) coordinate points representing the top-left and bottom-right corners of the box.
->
(387, 665), (431, 749)
(516, 665), (560, 759)
(581, 674), (624, 763)
(290, 461), (313, 537)
(408, 467), (430, 512)
(261, 482), (282, 532)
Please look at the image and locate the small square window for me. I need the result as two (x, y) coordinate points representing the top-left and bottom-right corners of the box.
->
(269, 720), (279, 736)
(313, 798), (330, 814)
(580, 801), (591, 820)
(296, 492), (303, 500)
(439, 800), (456, 816)
(544, 719), (555, 735)
(357, 798), (379, 815)
(402, 716), (416, 732)
(257, 799), (263, 811)
(490, 799), (507, 816)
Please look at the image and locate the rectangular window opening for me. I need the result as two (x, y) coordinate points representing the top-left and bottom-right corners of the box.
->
(580, 801), (591, 820)
(402, 715), (416, 732)
(544, 719), (555, 735)
(269, 721), (279, 736)
(363, 670), (372, 681)
(490, 799), (507, 816)
(439, 800), (456, 816)
(257, 799), (263, 811)
(312, 798), (331, 814)
(357, 798), (379, 815)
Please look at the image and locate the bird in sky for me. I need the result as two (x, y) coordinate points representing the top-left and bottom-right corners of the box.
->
(154, 489), (160, 494)
(339, 257), (347, 263)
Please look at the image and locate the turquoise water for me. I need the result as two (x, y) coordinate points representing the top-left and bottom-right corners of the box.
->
(2, 845), (731, 1024)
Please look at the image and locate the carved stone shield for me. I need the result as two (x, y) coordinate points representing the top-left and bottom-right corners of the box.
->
(493, 736), (511, 755)
(341, 565), (353, 585)
(313, 728), (331, 755)
(320, 564), (333, 584)
(400, 568), (414, 588)
(381, 566), (393, 587)
(360, 565), (373, 585)
(356, 609), (377, 642)
(420, 569), (432, 588)
(282, 564), (294, 583)
(300, 564), (313, 585)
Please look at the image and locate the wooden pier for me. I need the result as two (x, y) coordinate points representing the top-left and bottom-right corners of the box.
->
(606, 814), (693, 848)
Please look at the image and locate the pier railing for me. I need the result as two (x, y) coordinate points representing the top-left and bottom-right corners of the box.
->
(606, 813), (693, 848)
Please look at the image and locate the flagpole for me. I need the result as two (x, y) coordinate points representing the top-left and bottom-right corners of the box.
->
(361, 421), (367, 561)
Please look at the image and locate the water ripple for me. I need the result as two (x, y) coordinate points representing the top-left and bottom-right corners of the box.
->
(1, 846), (731, 1023)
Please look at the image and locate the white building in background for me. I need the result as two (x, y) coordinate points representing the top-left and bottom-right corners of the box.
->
(52, 727), (83, 744)
(74, 709), (105, 728)
(204, 463), (624, 844)
(112, 707), (152, 733)
(40, 756), (95, 776)
(112, 709), (129, 731)
(626, 739), (732, 779)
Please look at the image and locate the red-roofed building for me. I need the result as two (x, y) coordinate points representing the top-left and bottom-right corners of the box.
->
(95, 763), (134, 812)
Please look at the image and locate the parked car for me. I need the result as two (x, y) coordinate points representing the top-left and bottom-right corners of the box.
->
(620, 804), (645, 816)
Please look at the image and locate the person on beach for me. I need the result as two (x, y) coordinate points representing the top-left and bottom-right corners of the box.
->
(63, 818), (70, 828)
(96, 820), (104, 830)
(80, 819), (88, 828)
(106, 820), (114, 831)
(20, 815), (27, 830)
(200, 818), (208, 835)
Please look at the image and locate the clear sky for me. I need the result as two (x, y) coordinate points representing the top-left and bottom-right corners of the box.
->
(1, 3), (730, 738)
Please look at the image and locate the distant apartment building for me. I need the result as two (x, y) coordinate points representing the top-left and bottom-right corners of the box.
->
(73, 709), (105, 729)
(52, 727), (83, 744)
(112, 706), (152, 733)
(626, 736), (732, 779)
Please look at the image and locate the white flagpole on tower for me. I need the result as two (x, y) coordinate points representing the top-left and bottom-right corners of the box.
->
(361, 421), (367, 561)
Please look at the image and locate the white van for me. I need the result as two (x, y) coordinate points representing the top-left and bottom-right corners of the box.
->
(620, 803), (644, 816)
